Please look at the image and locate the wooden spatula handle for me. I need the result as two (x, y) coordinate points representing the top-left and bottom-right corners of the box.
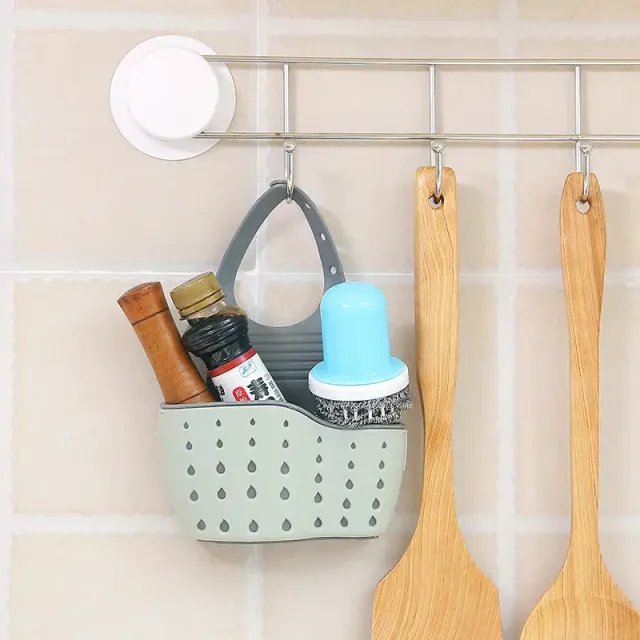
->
(561, 173), (606, 555)
(415, 165), (458, 521)
(118, 282), (214, 405)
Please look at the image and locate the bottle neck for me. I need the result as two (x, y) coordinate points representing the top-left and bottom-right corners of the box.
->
(186, 298), (229, 323)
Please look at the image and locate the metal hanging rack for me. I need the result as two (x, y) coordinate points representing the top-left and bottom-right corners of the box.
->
(196, 56), (640, 201)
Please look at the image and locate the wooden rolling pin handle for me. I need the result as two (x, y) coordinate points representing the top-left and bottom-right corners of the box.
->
(118, 282), (214, 405)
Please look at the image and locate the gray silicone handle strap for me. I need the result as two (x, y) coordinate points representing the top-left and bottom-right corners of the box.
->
(217, 180), (345, 300)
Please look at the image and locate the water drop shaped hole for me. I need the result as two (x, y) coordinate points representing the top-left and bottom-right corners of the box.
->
(220, 519), (230, 532)
(249, 520), (259, 533)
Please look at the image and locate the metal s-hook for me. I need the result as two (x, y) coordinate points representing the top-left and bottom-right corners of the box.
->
(284, 140), (295, 202)
(431, 141), (444, 203)
(580, 143), (592, 202)
(283, 62), (295, 203)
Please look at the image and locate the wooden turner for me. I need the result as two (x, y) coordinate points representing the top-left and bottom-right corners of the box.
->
(371, 167), (502, 640)
(520, 173), (640, 639)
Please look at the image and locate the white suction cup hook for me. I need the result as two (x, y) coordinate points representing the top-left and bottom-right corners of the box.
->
(580, 143), (592, 202)
(110, 35), (236, 160)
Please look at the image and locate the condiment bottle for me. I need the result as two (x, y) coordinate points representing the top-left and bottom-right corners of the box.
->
(170, 272), (285, 403)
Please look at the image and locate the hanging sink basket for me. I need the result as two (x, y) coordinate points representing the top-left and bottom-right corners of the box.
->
(159, 402), (407, 543)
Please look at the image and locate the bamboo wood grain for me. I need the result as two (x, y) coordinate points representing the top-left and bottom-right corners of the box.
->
(118, 282), (214, 405)
(371, 167), (502, 640)
(520, 174), (640, 640)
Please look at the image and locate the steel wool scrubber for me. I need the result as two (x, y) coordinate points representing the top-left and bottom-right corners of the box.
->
(309, 282), (412, 428)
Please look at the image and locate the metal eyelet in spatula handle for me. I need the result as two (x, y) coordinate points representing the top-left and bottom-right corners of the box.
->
(520, 174), (640, 640)
(372, 167), (502, 640)
(217, 180), (345, 413)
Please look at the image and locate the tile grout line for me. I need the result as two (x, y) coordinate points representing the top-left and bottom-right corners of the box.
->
(15, 10), (640, 39)
(496, 0), (518, 636)
(247, 5), (265, 640)
(0, 0), (14, 632)
(11, 512), (640, 535)
(0, 277), (13, 640)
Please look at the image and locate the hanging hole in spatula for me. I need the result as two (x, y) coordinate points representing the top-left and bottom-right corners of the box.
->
(576, 199), (590, 214)
(429, 195), (444, 209)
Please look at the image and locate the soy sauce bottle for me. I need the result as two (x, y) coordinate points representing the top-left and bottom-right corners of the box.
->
(170, 272), (285, 403)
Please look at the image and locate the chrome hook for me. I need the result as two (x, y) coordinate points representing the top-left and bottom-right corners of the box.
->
(284, 140), (295, 203)
(431, 141), (444, 203)
(580, 143), (592, 203)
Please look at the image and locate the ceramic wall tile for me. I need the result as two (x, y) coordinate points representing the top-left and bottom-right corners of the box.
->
(261, 36), (501, 275)
(11, 535), (249, 640)
(268, 0), (500, 19)
(14, 30), (257, 271)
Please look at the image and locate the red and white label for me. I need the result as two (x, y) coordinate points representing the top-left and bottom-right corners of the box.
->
(209, 348), (285, 403)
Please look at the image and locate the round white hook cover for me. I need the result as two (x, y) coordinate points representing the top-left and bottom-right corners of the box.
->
(110, 35), (236, 160)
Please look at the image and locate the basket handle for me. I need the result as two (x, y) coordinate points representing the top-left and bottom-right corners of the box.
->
(217, 180), (345, 302)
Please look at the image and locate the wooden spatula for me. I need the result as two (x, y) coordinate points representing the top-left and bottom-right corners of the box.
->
(371, 166), (502, 640)
(520, 173), (640, 640)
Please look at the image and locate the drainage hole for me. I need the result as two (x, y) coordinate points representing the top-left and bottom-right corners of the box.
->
(282, 519), (292, 531)
(346, 479), (354, 490)
(216, 439), (223, 449)
(197, 519), (207, 531)
(282, 439), (289, 449)
(187, 465), (196, 476)
(314, 492), (322, 503)
(217, 488), (226, 500)
(185, 441), (193, 451)
(315, 473), (322, 483)
(281, 462), (290, 474)
(348, 461), (354, 469)
(248, 460), (257, 473)
(377, 479), (384, 489)
(216, 462), (225, 474)
(369, 516), (377, 527)
(281, 487), (290, 500)
(249, 520), (259, 533)
(314, 517), (323, 528)
(372, 498), (380, 509)
(340, 517), (348, 528)
(190, 490), (199, 502)
(220, 519), (230, 532)
(247, 485), (257, 499)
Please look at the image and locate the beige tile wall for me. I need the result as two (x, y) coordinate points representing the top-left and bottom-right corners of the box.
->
(4, 0), (640, 639)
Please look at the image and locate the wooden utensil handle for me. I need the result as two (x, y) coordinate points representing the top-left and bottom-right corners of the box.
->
(118, 282), (214, 405)
(415, 166), (458, 522)
(561, 172), (606, 553)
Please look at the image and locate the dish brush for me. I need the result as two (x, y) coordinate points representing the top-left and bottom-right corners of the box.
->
(308, 282), (412, 428)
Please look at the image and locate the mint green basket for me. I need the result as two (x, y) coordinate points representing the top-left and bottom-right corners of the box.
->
(159, 402), (407, 543)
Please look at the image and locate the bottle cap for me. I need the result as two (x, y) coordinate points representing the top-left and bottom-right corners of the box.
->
(170, 272), (225, 318)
